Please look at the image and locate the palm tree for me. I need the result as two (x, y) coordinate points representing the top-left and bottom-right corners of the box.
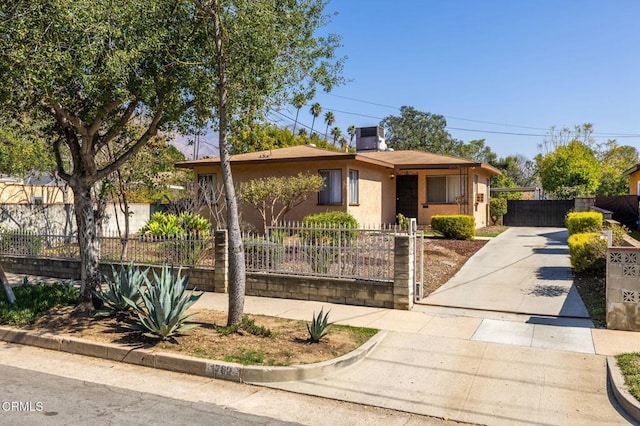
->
(330, 127), (342, 147)
(323, 111), (335, 141)
(292, 93), (306, 134)
(338, 136), (348, 151)
(347, 125), (357, 148)
(309, 102), (322, 136)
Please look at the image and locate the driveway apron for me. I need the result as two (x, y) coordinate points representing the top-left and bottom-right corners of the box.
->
(421, 227), (590, 318)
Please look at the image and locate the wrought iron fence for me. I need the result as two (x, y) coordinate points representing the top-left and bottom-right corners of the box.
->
(0, 230), (214, 267)
(1, 221), (414, 281)
(243, 222), (405, 281)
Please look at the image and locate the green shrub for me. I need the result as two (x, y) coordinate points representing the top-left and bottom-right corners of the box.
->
(302, 212), (358, 273)
(489, 198), (507, 225)
(431, 215), (475, 240)
(124, 264), (202, 340)
(141, 212), (212, 265)
(0, 228), (43, 255)
(176, 212), (210, 234)
(604, 222), (630, 246)
(0, 282), (79, 325)
(94, 262), (147, 315)
(567, 232), (607, 273)
(243, 237), (285, 270)
(396, 213), (409, 230)
(307, 308), (332, 343)
(566, 212), (603, 235)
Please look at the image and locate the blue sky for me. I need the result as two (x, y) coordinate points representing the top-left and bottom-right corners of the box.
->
(268, 0), (640, 161)
(187, 1), (640, 161)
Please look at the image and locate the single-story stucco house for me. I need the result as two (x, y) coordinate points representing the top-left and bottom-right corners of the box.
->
(176, 143), (500, 231)
(624, 164), (640, 195)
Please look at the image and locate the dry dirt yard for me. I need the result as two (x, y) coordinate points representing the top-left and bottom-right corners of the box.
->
(21, 236), (488, 366)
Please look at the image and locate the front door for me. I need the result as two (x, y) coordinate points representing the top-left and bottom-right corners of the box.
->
(396, 175), (418, 220)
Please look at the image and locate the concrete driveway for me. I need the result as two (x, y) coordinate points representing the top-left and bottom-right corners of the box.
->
(421, 227), (590, 319)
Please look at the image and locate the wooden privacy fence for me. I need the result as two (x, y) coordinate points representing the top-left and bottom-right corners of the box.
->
(503, 200), (575, 227)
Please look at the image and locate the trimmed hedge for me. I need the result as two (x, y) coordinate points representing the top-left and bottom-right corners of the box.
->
(431, 215), (475, 240)
(566, 212), (603, 235)
(567, 232), (607, 273)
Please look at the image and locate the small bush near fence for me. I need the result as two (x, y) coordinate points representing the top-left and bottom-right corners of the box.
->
(431, 215), (475, 240)
(489, 198), (507, 225)
(0, 227), (43, 256)
(567, 232), (607, 273)
(566, 212), (603, 235)
(302, 212), (358, 274)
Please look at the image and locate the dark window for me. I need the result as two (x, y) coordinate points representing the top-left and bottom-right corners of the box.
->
(319, 169), (342, 204)
(426, 175), (467, 203)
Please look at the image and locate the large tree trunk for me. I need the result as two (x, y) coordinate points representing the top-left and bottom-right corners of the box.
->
(72, 182), (102, 308)
(209, 0), (246, 326)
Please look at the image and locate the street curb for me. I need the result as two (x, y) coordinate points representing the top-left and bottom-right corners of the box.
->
(607, 356), (640, 422)
(0, 326), (387, 384)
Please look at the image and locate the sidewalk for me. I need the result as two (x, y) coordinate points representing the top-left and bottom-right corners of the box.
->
(194, 292), (639, 425)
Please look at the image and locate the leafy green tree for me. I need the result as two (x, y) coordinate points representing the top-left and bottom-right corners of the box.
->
(310, 102), (322, 136)
(455, 139), (498, 165)
(596, 141), (638, 196)
(381, 106), (460, 155)
(494, 155), (538, 187)
(0, 117), (55, 178)
(491, 174), (523, 200)
(536, 140), (602, 199)
(230, 123), (340, 153)
(239, 172), (325, 233)
(192, 0), (344, 325)
(0, 0), (209, 307)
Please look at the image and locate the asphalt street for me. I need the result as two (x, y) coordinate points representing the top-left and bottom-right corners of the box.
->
(0, 364), (297, 426)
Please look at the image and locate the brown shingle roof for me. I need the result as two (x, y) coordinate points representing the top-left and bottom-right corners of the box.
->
(176, 145), (500, 175)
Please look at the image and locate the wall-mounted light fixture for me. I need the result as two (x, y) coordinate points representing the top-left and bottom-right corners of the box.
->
(389, 172), (395, 180)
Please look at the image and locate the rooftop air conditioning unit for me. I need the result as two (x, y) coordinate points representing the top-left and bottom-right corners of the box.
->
(355, 126), (387, 152)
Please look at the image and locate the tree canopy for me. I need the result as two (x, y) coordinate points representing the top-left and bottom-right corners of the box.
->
(536, 140), (601, 199)
(381, 106), (455, 154)
(1, 0), (212, 305)
(380, 106), (498, 164)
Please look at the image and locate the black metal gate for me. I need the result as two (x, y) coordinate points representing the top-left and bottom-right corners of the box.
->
(503, 200), (574, 227)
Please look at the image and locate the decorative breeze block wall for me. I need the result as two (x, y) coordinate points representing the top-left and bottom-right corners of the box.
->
(607, 248), (640, 330)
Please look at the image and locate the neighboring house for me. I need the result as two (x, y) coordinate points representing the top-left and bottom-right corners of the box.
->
(176, 144), (500, 231)
(0, 175), (71, 205)
(624, 164), (640, 195)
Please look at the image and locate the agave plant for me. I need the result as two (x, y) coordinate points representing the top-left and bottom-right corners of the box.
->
(93, 262), (147, 315)
(124, 264), (202, 340)
(307, 308), (332, 343)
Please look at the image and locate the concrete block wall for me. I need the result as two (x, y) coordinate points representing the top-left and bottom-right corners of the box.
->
(245, 273), (394, 308)
(1, 255), (396, 309)
(607, 247), (640, 330)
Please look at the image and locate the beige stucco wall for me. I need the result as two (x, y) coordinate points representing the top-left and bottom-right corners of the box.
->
(191, 161), (493, 231)
(345, 160), (395, 225)
(0, 182), (71, 204)
(402, 167), (493, 228)
(629, 170), (640, 195)
(192, 159), (394, 231)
